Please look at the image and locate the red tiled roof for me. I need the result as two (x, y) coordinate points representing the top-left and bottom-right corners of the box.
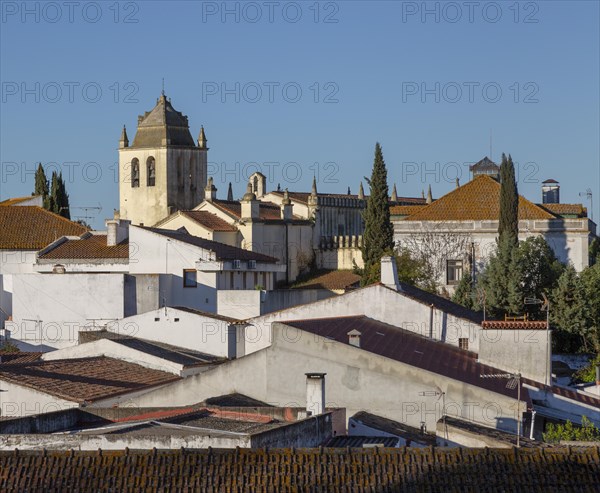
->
(181, 211), (238, 231)
(390, 205), (426, 216)
(212, 199), (300, 221)
(0, 206), (88, 250)
(402, 175), (556, 222)
(293, 270), (361, 291)
(1, 447), (598, 491)
(38, 233), (129, 260)
(0, 352), (43, 365)
(0, 196), (38, 206)
(0, 356), (181, 404)
(538, 203), (587, 218)
(482, 321), (548, 330)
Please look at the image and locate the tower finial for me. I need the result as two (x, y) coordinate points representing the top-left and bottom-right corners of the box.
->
(391, 183), (398, 202)
(311, 175), (317, 196)
(426, 185), (433, 204)
(162, 78), (165, 96)
(358, 181), (365, 200)
(197, 126), (207, 149)
(227, 182), (233, 201)
(119, 125), (129, 148)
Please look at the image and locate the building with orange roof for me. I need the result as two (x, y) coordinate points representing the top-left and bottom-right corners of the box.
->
(392, 174), (596, 293)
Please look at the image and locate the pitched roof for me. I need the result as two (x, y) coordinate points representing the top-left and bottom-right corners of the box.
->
(402, 175), (556, 222)
(131, 94), (196, 148)
(79, 330), (225, 367)
(538, 203), (587, 218)
(212, 199), (308, 222)
(0, 206), (87, 250)
(181, 211), (238, 231)
(0, 196), (40, 206)
(0, 356), (180, 404)
(0, 352), (43, 365)
(292, 270), (361, 291)
(389, 205), (426, 216)
(170, 306), (242, 323)
(281, 315), (523, 401)
(38, 233), (129, 260)
(350, 411), (436, 445)
(325, 436), (399, 448)
(140, 227), (279, 263)
(469, 156), (499, 172)
(1, 447), (597, 491)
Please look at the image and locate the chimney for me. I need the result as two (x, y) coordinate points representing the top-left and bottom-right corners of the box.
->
(542, 179), (560, 204)
(380, 256), (400, 290)
(280, 189), (293, 221)
(241, 183), (259, 220)
(205, 176), (217, 202)
(106, 210), (128, 246)
(306, 373), (326, 416)
(347, 329), (361, 348)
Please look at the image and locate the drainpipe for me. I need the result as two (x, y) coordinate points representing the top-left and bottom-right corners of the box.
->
(429, 304), (434, 339)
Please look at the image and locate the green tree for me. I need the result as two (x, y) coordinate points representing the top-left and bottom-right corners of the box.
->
(581, 261), (600, 352)
(551, 264), (589, 352)
(361, 143), (394, 285)
(49, 171), (70, 219)
(478, 234), (517, 318)
(33, 163), (50, 209)
(452, 268), (475, 309)
(395, 247), (437, 293)
(543, 416), (600, 443)
(498, 153), (518, 246)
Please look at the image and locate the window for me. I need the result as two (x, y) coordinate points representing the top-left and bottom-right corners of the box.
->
(183, 269), (197, 288)
(248, 260), (256, 270)
(131, 158), (140, 188)
(233, 260), (241, 270)
(459, 338), (469, 350)
(147, 157), (156, 186)
(446, 259), (463, 285)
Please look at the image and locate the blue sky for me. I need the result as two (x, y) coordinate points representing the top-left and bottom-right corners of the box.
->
(1, 1), (599, 228)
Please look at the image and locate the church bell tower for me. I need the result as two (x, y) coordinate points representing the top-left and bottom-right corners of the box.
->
(118, 93), (208, 226)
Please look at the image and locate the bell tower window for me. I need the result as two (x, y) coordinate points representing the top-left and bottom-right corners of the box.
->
(147, 157), (156, 187)
(131, 158), (140, 188)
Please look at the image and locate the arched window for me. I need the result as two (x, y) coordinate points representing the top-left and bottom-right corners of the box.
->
(147, 156), (156, 187)
(131, 158), (140, 188)
(253, 175), (258, 193)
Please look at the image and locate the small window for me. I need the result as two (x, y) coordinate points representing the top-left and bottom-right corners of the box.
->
(147, 157), (156, 187)
(446, 260), (463, 285)
(174, 318), (180, 322)
(459, 338), (469, 350)
(233, 260), (241, 270)
(183, 269), (197, 288)
(248, 260), (256, 270)
(131, 158), (140, 188)
(154, 317), (160, 322)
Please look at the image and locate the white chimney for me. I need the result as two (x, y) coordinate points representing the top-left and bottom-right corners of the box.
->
(241, 183), (259, 220)
(381, 256), (400, 290)
(306, 372), (326, 416)
(106, 219), (118, 247)
(347, 329), (361, 348)
(105, 210), (128, 246)
(280, 189), (293, 221)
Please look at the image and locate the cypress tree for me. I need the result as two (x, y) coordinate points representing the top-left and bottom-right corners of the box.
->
(57, 172), (70, 219)
(33, 163), (50, 209)
(361, 142), (394, 285)
(49, 171), (59, 214)
(498, 153), (519, 246)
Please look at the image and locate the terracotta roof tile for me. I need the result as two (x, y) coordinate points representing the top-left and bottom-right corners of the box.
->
(181, 211), (238, 231)
(38, 233), (129, 260)
(0, 356), (181, 404)
(390, 205), (426, 216)
(538, 203), (587, 218)
(292, 270), (361, 291)
(403, 175), (556, 222)
(0, 206), (88, 250)
(0, 196), (39, 206)
(1, 447), (598, 491)
(482, 321), (548, 330)
(0, 352), (43, 364)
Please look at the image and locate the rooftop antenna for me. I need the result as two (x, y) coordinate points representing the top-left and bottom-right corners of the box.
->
(489, 129), (493, 160)
(579, 188), (593, 222)
(162, 78), (165, 96)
